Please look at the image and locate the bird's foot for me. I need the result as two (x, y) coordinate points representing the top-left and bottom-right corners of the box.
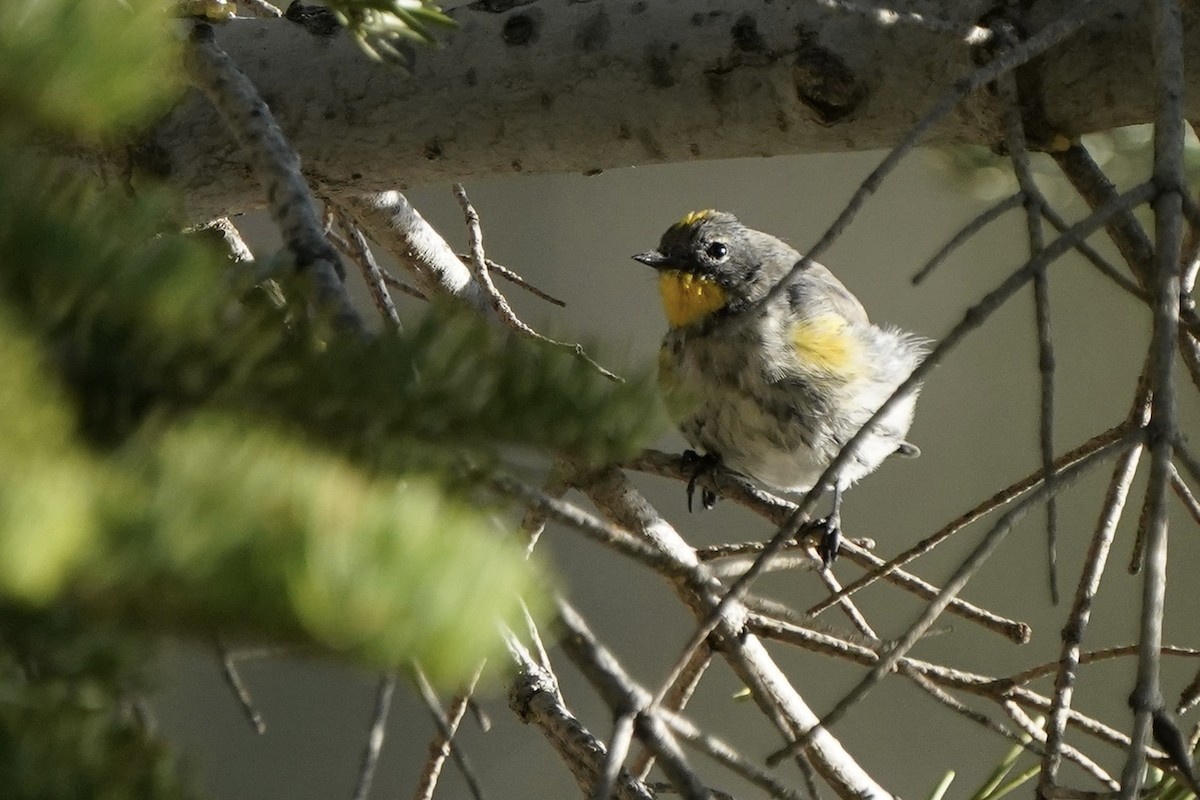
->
(800, 514), (842, 568)
(680, 450), (721, 512)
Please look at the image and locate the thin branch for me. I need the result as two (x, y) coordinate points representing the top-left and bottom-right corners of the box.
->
(506, 635), (654, 800)
(379, 268), (428, 301)
(182, 23), (363, 334)
(332, 209), (403, 331)
(414, 670), (486, 800)
(455, 254), (566, 307)
(745, 612), (1171, 766)
(412, 667), (485, 800)
(813, 553), (877, 640)
(629, 451), (1029, 642)
(592, 713), (638, 800)
(912, 192), (1024, 284)
(1052, 143), (1156, 288)
(215, 640), (266, 734)
(767, 429), (1139, 766)
(577, 465), (890, 797)
(1169, 462), (1200, 527)
(1040, 204), (1149, 301)
(659, 709), (806, 800)
(899, 662), (1023, 746)
(1178, 665), (1200, 715)
(1012, 645), (1200, 687)
(1043, 451), (1143, 788)
(631, 646), (712, 782)
(809, 421), (1129, 618)
(1121, 0), (1185, 793)
(1054, 138), (1200, 395)
(340, 191), (492, 312)
(735, 0), (1117, 326)
(452, 184), (621, 382)
(557, 599), (712, 800)
(1176, 438), (1200, 488)
(486, 472), (693, 580)
(351, 674), (396, 800)
(1004, 702), (1118, 790)
(996, 64), (1060, 604)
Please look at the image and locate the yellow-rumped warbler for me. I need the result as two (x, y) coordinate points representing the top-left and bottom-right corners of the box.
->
(633, 210), (926, 564)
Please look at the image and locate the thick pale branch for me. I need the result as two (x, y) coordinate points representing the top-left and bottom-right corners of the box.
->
(107, 1), (1199, 223)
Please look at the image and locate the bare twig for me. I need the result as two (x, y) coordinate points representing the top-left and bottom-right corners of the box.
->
(1039, 204), (1149, 301)
(1121, 3), (1186, 795)
(215, 641), (266, 734)
(1052, 143), (1156, 287)
(1043, 443), (1144, 791)
(912, 192), (1024, 284)
(506, 635), (654, 800)
(351, 674), (396, 800)
(1011, 644), (1200, 687)
(558, 601), (713, 800)
(340, 192), (492, 312)
(767, 429), (1138, 766)
(456, 254), (566, 307)
(631, 646), (712, 782)
(414, 670), (485, 800)
(738, 0), (1117, 326)
(379, 268), (428, 300)
(486, 472), (692, 580)
(577, 465), (890, 796)
(1004, 701), (1118, 790)
(996, 64), (1060, 604)
(452, 184), (620, 382)
(745, 612), (1173, 768)
(182, 24), (363, 334)
(809, 422), (1129, 617)
(659, 709), (806, 800)
(332, 209), (402, 331)
(1169, 463), (1200, 527)
(412, 667), (485, 800)
(629, 451), (1029, 642)
(592, 712), (638, 800)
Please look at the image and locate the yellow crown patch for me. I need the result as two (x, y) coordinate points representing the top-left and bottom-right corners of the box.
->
(675, 209), (716, 228)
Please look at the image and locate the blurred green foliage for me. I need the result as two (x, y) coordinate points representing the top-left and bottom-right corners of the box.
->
(925, 124), (1200, 206)
(0, 0), (662, 796)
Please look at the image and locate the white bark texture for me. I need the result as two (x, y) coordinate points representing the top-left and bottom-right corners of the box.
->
(121, 0), (1194, 223)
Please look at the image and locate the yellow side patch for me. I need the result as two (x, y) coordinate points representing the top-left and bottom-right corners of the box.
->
(658, 271), (728, 328)
(789, 314), (861, 377)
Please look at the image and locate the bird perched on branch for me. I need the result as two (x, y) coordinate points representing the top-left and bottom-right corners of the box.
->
(634, 210), (926, 565)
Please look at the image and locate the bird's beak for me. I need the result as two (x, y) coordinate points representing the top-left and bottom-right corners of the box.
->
(633, 250), (671, 269)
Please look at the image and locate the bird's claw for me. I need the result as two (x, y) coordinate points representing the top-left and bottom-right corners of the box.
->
(681, 450), (721, 513)
(801, 514), (842, 567)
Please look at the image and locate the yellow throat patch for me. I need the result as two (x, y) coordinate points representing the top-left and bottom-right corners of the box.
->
(658, 271), (728, 327)
(789, 313), (861, 378)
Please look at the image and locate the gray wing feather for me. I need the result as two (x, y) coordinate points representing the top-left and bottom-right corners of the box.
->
(786, 263), (869, 325)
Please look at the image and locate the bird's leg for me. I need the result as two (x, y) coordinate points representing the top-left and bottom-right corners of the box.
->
(680, 450), (721, 512)
(799, 486), (843, 567)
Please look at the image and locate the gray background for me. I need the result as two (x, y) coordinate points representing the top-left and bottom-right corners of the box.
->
(155, 148), (1200, 799)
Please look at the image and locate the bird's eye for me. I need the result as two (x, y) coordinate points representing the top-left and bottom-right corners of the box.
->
(705, 242), (728, 260)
